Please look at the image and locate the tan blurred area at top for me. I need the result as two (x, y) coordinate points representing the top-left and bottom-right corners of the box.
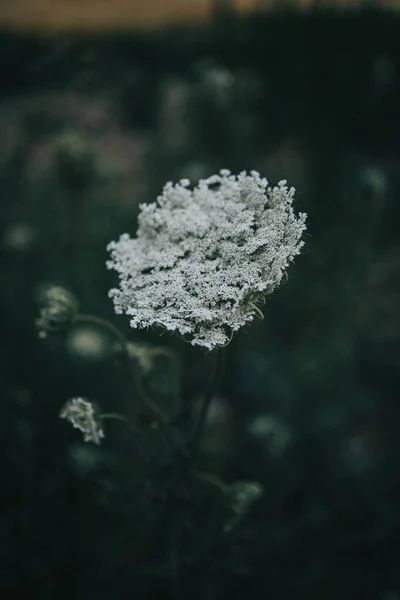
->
(0, 0), (398, 32)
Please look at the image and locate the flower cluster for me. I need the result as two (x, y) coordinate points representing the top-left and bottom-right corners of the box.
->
(36, 286), (78, 338)
(107, 170), (307, 350)
(60, 397), (104, 444)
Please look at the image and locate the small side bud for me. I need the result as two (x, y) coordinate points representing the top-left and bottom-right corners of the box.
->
(60, 397), (104, 445)
(224, 480), (263, 532)
(35, 285), (78, 338)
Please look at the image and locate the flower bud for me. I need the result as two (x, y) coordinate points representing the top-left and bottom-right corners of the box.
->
(35, 285), (78, 338)
(224, 480), (263, 532)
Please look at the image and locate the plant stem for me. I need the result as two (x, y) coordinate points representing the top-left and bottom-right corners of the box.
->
(191, 348), (226, 458)
(76, 313), (168, 416)
(100, 413), (129, 423)
(193, 469), (228, 493)
(74, 313), (187, 453)
(74, 314), (127, 351)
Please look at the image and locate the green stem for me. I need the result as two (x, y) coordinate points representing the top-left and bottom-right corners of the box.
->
(191, 348), (226, 458)
(74, 313), (187, 454)
(249, 302), (264, 320)
(74, 313), (165, 415)
(193, 469), (228, 493)
(100, 413), (129, 423)
(74, 314), (127, 351)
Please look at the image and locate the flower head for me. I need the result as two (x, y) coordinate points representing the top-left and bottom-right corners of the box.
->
(36, 285), (78, 338)
(107, 170), (306, 350)
(60, 397), (104, 444)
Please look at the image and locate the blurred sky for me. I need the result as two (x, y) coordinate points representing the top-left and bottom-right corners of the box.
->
(0, 0), (398, 31)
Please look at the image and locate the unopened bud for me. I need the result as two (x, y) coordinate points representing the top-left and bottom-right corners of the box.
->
(224, 480), (263, 532)
(36, 285), (78, 338)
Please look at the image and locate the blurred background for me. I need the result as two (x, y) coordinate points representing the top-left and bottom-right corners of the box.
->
(1, 1), (400, 599)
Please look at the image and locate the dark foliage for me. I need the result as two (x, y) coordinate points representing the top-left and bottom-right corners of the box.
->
(1, 7), (400, 600)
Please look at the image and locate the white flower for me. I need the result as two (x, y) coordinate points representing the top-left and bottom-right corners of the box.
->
(107, 170), (307, 350)
(60, 397), (104, 444)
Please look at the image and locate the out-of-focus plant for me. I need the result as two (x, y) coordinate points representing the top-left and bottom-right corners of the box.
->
(36, 168), (306, 584)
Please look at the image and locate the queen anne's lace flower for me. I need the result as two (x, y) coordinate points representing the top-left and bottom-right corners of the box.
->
(107, 170), (307, 350)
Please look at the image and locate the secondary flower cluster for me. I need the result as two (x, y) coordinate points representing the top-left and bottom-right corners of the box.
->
(107, 170), (307, 350)
(60, 397), (104, 445)
(36, 286), (78, 338)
